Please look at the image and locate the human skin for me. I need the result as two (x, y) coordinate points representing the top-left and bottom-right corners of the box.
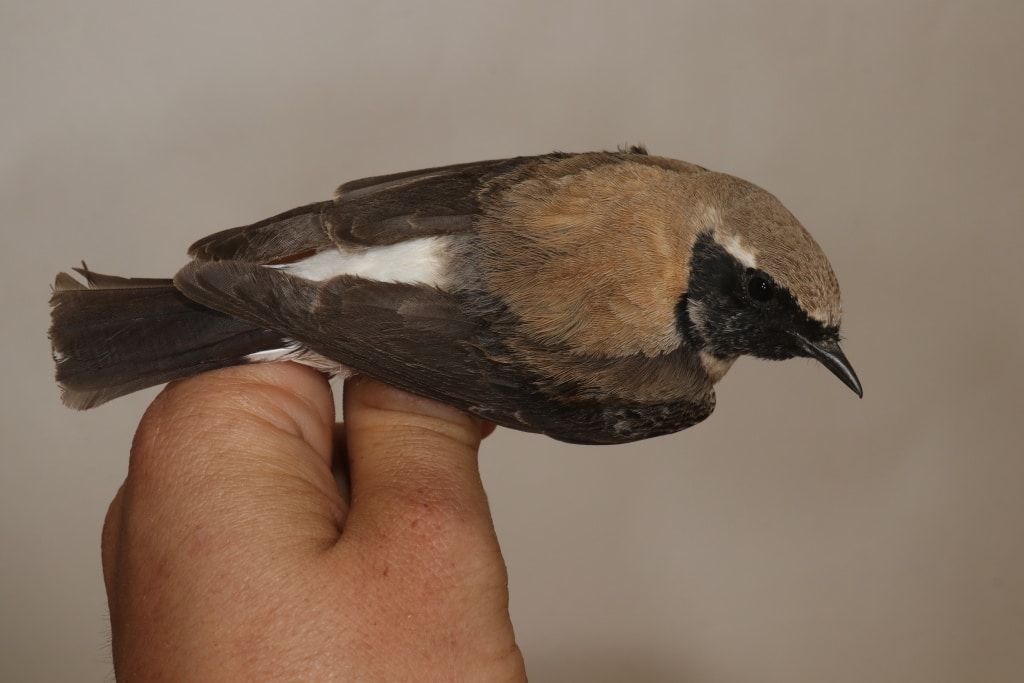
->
(101, 362), (526, 681)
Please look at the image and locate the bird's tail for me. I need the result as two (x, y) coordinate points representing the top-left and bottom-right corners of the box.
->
(49, 266), (288, 409)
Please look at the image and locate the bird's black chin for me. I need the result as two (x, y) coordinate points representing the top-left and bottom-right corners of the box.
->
(791, 333), (863, 397)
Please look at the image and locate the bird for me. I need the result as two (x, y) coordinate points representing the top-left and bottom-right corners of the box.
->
(49, 147), (862, 444)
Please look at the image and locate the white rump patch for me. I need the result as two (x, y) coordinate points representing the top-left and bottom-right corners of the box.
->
(271, 236), (450, 287)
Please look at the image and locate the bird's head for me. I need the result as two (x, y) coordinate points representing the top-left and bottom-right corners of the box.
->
(679, 176), (862, 397)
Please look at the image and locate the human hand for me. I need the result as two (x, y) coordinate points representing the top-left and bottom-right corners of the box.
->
(101, 363), (526, 681)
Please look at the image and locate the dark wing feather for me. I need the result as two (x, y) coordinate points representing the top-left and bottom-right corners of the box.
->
(324, 156), (527, 245)
(173, 260), (499, 408)
(188, 202), (335, 263)
(186, 156), (531, 263)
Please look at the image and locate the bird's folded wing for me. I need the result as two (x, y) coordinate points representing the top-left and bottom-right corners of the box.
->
(185, 157), (528, 263)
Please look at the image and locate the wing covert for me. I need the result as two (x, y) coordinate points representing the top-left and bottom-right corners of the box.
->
(186, 156), (529, 264)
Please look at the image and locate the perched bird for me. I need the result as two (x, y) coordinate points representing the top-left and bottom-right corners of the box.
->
(50, 147), (861, 444)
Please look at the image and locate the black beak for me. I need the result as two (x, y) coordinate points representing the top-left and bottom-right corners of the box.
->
(793, 334), (863, 398)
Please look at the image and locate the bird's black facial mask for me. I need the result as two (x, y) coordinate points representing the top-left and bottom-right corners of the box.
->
(678, 232), (838, 362)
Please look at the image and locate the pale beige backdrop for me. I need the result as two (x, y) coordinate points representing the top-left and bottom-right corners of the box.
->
(3, 2), (1022, 681)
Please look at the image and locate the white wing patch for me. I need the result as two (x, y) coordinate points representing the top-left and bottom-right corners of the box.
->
(271, 236), (451, 288)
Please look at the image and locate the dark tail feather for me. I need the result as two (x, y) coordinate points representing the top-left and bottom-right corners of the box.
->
(49, 266), (287, 409)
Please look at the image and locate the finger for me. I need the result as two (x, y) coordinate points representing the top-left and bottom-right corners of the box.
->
(340, 375), (496, 548)
(122, 362), (342, 559)
(335, 376), (517, 671)
(101, 480), (126, 603)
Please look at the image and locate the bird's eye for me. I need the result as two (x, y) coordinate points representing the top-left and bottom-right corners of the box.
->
(746, 273), (776, 303)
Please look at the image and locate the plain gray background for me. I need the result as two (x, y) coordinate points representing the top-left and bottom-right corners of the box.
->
(3, 2), (1023, 681)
